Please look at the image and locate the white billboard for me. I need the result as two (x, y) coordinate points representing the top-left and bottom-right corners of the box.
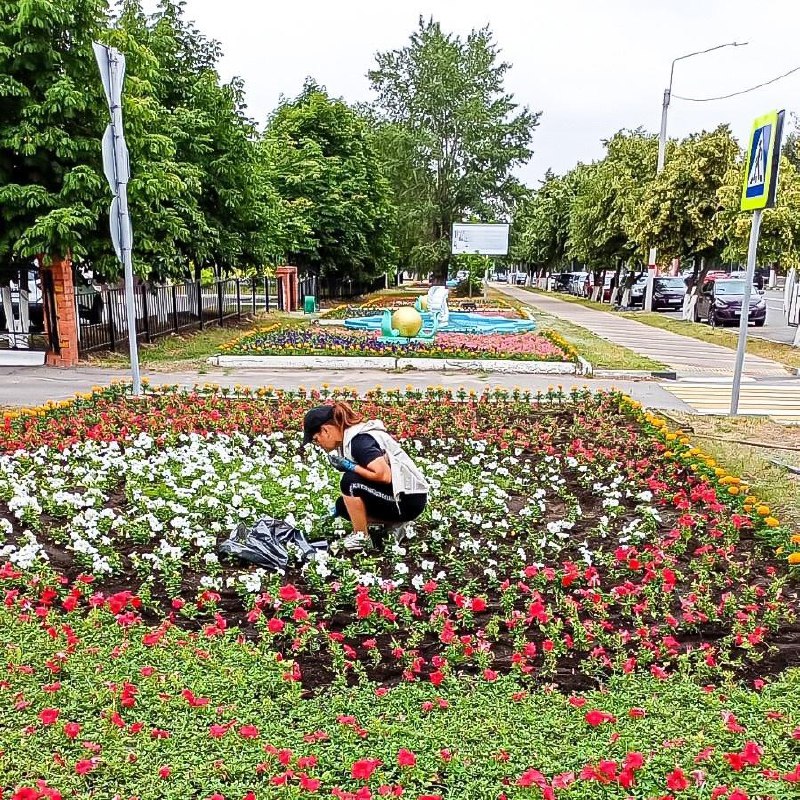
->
(451, 223), (509, 255)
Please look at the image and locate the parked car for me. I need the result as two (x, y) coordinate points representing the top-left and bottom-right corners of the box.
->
(694, 278), (766, 327)
(552, 272), (572, 292)
(651, 276), (687, 311)
(588, 272), (616, 302)
(512, 271), (528, 285)
(567, 272), (589, 297)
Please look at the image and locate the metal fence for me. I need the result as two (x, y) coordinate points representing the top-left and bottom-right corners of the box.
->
(298, 273), (388, 303)
(76, 276), (274, 354)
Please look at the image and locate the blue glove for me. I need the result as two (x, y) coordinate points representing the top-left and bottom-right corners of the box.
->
(328, 453), (357, 472)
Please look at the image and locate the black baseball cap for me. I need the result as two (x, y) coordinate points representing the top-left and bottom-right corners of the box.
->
(302, 405), (335, 445)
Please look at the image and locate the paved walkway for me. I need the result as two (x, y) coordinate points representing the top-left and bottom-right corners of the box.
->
(495, 284), (789, 377)
(0, 364), (693, 412)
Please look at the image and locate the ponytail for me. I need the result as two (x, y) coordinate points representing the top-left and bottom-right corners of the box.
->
(331, 400), (363, 432)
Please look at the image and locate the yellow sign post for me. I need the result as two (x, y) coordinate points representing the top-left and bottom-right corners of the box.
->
(731, 109), (785, 415)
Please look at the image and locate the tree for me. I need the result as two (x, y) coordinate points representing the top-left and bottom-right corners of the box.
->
(629, 125), (738, 268)
(0, 0), (109, 267)
(263, 80), (395, 281)
(719, 155), (800, 272)
(369, 17), (538, 281)
(512, 169), (582, 277)
(569, 129), (657, 300)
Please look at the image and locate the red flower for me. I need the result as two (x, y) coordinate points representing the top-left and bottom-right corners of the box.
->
(239, 725), (260, 739)
(63, 722), (81, 739)
(585, 709), (615, 726)
(12, 789), (40, 800)
(267, 618), (285, 634)
(75, 759), (96, 775)
(39, 708), (59, 726)
(299, 775), (321, 792)
(397, 748), (416, 767)
(724, 753), (745, 771)
(483, 669), (498, 682)
(351, 758), (382, 780)
(471, 597), (487, 612)
(209, 724), (229, 738)
(665, 768), (689, 791)
(740, 741), (762, 766)
(429, 671), (444, 686)
(418, 796), (442, 800)
(728, 792), (749, 800)
(628, 708), (646, 718)
(159, 766), (171, 778)
(279, 585), (302, 603)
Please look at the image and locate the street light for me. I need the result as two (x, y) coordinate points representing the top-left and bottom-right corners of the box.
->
(644, 41), (748, 312)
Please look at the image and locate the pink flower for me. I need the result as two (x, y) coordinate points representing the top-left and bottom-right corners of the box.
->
(209, 724), (229, 738)
(75, 759), (96, 775)
(239, 724), (260, 739)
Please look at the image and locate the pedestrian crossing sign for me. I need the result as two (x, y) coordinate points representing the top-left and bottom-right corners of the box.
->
(741, 110), (784, 210)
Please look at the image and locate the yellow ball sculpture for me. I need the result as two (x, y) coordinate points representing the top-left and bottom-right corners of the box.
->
(391, 306), (423, 338)
(419, 296), (428, 311)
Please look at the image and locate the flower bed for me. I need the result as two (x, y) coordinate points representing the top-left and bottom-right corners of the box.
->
(320, 298), (519, 320)
(1, 386), (798, 798)
(221, 328), (575, 362)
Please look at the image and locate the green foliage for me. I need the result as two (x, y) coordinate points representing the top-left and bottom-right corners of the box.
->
(369, 18), (539, 280)
(264, 80), (395, 280)
(0, 0), (110, 264)
(628, 125), (738, 264)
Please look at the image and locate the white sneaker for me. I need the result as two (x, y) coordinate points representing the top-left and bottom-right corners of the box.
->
(389, 522), (411, 545)
(342, 532), (371, 552)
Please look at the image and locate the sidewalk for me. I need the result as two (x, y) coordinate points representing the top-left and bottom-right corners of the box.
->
(0, 364), (693, 412)
(496, 285), (789, 377)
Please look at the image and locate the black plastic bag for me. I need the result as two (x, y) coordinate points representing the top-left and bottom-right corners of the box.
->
(218, 517), (326, 571)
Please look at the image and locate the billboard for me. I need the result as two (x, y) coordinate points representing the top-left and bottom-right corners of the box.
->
(451, 223), (509, 255)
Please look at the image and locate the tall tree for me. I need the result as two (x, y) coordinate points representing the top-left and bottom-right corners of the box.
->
(629, 125), (738, 269)
(369, 17), (538, 281)
(0, 0), (109, 267)
(263, 80), (395, 280)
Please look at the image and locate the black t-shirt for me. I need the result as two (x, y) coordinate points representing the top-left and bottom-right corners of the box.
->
(350, 433), (385, 467)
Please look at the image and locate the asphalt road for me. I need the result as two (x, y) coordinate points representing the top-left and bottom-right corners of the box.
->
(659, 289), (796, 345)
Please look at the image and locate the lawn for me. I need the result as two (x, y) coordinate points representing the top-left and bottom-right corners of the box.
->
(488, 290), (666, 371)
(519, 288), (799, 371)
(0, 385), (798, 798)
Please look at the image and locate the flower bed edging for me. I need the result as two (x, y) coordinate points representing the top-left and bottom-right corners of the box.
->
(210, 354), (578, 374)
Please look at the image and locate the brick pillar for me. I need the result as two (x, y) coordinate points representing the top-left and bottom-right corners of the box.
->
(276, 265), (299, 311)
(42, 254), (80, 367)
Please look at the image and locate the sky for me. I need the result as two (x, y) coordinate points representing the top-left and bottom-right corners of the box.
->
(142, 0), (800, 187)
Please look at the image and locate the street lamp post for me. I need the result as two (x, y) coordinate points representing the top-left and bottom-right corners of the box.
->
(644, 41), (747, 312)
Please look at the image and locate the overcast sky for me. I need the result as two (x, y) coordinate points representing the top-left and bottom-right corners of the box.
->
(142, 0), (799, 187)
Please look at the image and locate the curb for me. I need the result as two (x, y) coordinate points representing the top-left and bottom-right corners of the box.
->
(210, 354), (578, 375)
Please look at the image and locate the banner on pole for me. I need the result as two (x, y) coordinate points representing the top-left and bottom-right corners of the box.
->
(741, 109), (784, 211)
(451, 223), (509, 255)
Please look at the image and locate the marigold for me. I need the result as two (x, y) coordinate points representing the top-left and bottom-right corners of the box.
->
(756, 505), (770, 516)
(791, 534), (800, 545)
(764, 517), (779, 528)
(788, 552), (800, 565)
(728, 486), (740, 496)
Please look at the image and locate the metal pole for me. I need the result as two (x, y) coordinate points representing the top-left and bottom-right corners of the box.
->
(646, 41), (746, 314)
(108, 53), (141, 395)
(730, 208), (762, 415)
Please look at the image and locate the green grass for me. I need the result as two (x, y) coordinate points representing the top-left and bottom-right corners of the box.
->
(667, 413), (800, 530)
(85, 313), (309, 370)
(489, 289), (666, 371)
(618, 310), (799, 369)
(521, 287), (797, 370)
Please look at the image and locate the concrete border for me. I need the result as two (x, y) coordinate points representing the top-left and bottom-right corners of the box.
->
(0, 350), (46, 367)
(211, 354), (577, 374)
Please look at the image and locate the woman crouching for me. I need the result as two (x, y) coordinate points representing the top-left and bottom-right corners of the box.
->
(303, 401), (428, 551)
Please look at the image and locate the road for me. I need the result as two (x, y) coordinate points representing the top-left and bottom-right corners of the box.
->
(660, 289), (796, 345)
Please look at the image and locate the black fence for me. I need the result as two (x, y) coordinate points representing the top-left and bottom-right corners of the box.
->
(76, 276), (274, 354)
(298, 273), (388, 303)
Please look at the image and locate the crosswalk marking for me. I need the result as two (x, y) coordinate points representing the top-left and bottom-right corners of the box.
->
(661, 382), (800, 423)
